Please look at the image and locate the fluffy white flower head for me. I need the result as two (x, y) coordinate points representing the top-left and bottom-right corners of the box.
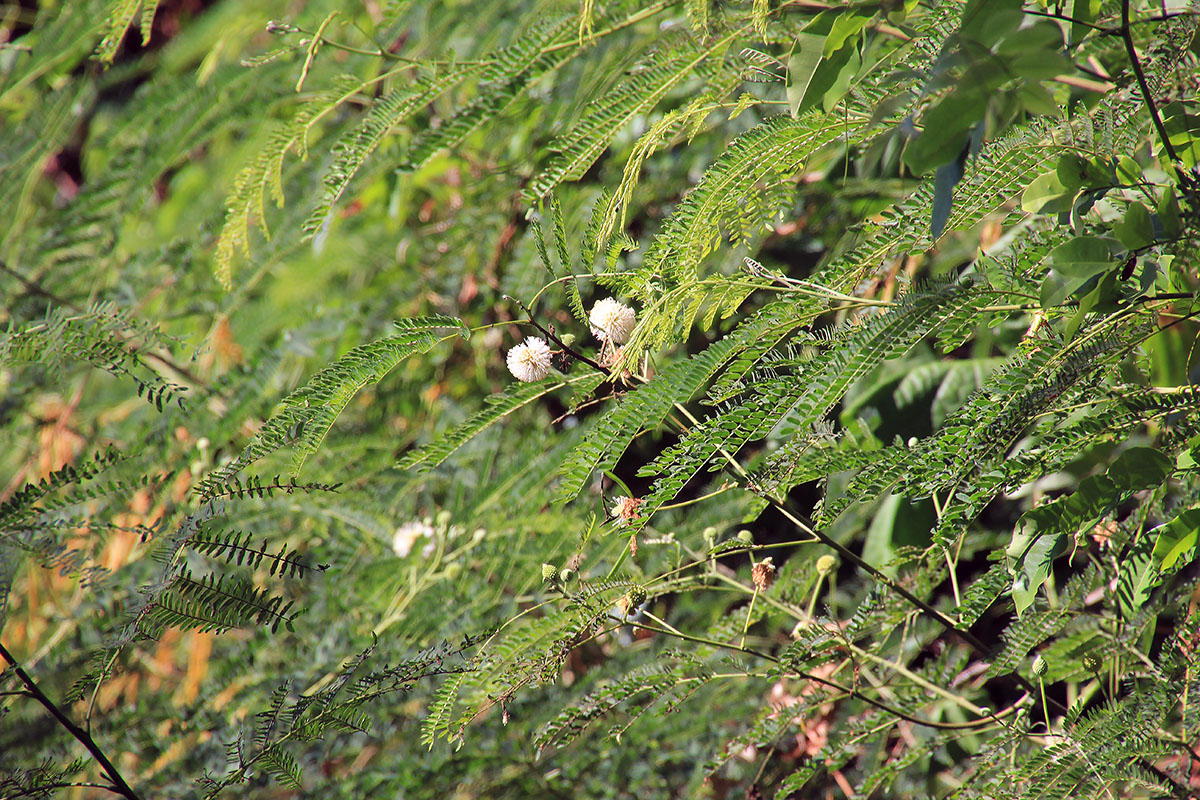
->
(506, 336), (552, 382)
(589, 298), (636, 344)
(611, 496), (644, 527)
(392, 519), (434, 558)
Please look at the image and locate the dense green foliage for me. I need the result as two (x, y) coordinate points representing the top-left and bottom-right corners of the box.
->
(2, 0), (1200, 797)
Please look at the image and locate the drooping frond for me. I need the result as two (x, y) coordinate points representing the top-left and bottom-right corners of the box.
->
(398, 15), (576, 173)
(188, 529), (327, 579)
(199, 317), (466, 487)
(0, 303), (187, 411)
(399, 372), (604, 472)
(551, 333), (747, 504)
(215, 75), (362, 289)
(94, 0), (161, 63)
(521, 34), (737, 204)
(301, 66), (484, 240)
(0, 449), (123, 531)
(619, 112), (867, 298)
(588, 90), (732, 256)
(139, 571), (299, 636)
(534, 662), (680, 751)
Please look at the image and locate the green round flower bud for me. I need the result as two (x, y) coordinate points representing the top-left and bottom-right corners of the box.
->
(816, 554), (838, 576)
(436, 510), (453, 528)
(1031, 655), (1048, 677)
(559, 568), (574, 583)
(1082, 653), (1101, 673)
(541, 563), (558, 583)
(736, 530), (753, 544)
(618, 585), (647, 616)
(443, 563), (462, 581)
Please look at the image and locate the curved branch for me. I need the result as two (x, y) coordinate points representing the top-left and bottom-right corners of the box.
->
(0, 642), (142, 800)
(1120, 0), (1181, 166)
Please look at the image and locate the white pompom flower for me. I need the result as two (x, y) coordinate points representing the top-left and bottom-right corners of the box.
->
(611, 496), (644, 526)
(589, 297), (636, 344)
(392, 519), (434, 558)
(506, 336), (552, 382)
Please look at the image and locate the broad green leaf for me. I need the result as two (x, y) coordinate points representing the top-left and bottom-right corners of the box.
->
(820, 43), (861, 112)
(1151, 509), (1200, 572)
(1059, 474), (1116, 526)
(1022, 169), (1077, 213)
(1115, 534), (1157, 619)
(823, 10), (872, 56)
(787, 15), (832, 118)
(1047, 236), (1113, 278)
(1157, 189), (1183, 238)
(931, 150), (966, 240)
(1010, 530), (1068, 615)
(902, 89), (987, 175)
(1065, 270), (1121, 339)
(1114, 202), (1155, 250)
(787, 11), (863, 119)
(1056, 152), (1109, 190)
(1070, 0), (1102, 44)
(1116, 155), (1142, 184)
(863, 493), (934, 578)
(1162, 101), (1200, 168)
(1005, 34), (1069, 80)
(1007, 447), (1166, 614)
(1018, 82), (1058, 116)
(1106, 446), (1173, 493)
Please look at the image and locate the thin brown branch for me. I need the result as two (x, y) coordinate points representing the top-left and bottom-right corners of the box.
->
(0, 642), (143, 800)
(503, 295), (610, 375)
(1120, 0), (1181, 166)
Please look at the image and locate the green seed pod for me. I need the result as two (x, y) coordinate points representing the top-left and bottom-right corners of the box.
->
(541, 563), (558, 583)
(1032, 655), (1048, 677)
(816, 555), (837, 576)
(1082, 653), (1101, 673)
